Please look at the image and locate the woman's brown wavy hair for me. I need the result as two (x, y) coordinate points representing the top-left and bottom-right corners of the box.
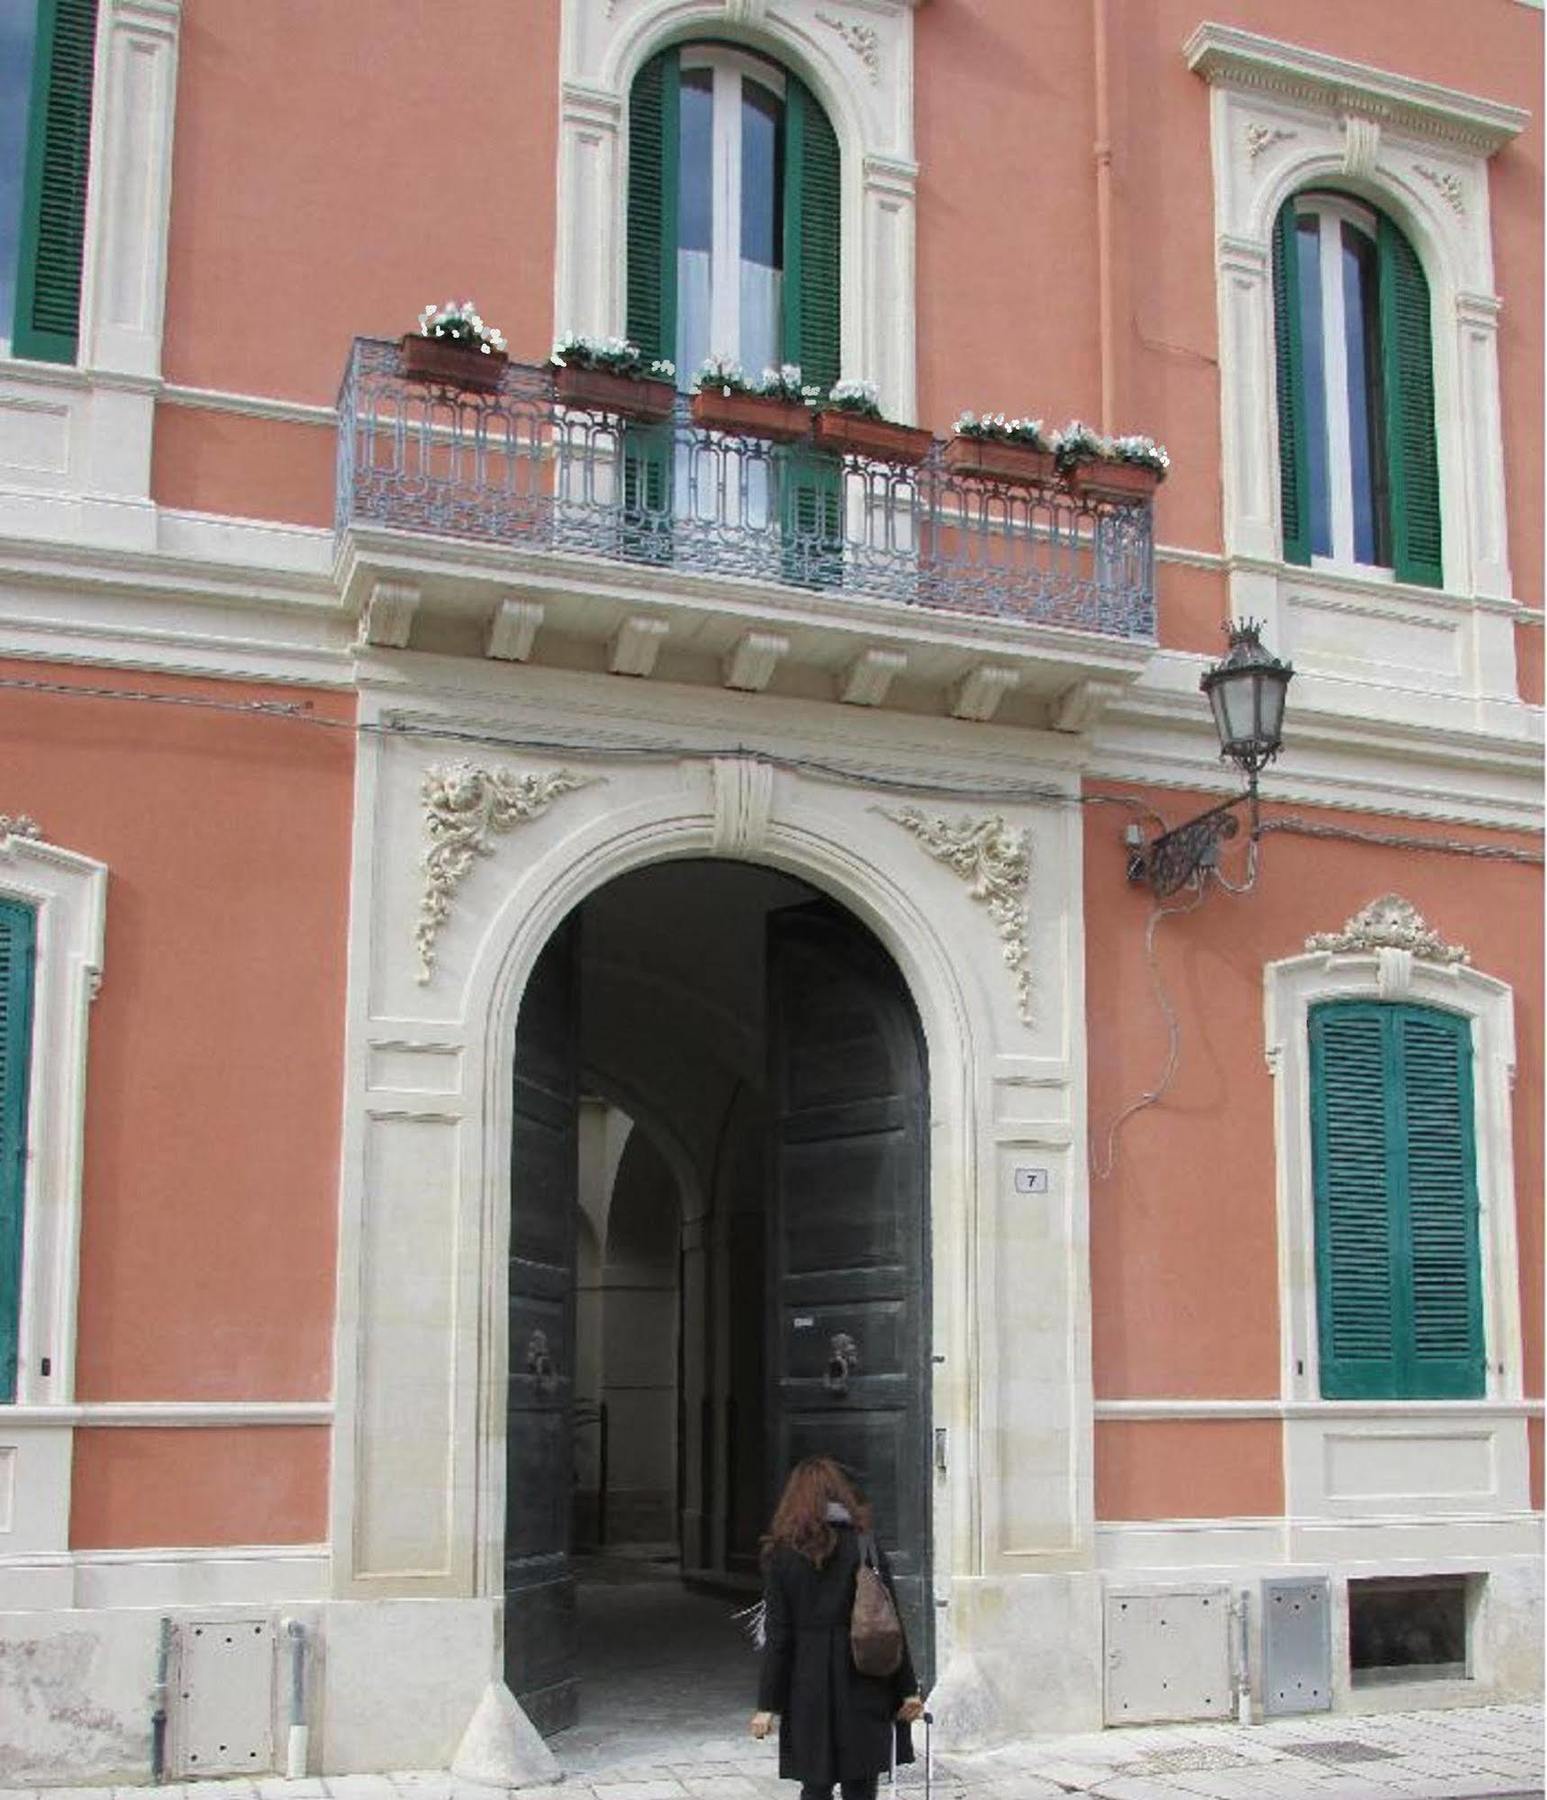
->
(762, 1455), (873, 1567)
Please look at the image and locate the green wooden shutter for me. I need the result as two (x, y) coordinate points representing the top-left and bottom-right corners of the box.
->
(1398, 1009), (1484, 1396)
(1271, 201), (1311, 567)
(625, 48), (680, 366)
(1311, 1005), (1396, 1398)
(1378, 215), (1444, 590)
(12, 0), (98, 365)
(782, 77), (841, 392)
(0, 899), (38, 1404)
(1310, 1001), (1483, 1401)
(781, 446), (843, 588)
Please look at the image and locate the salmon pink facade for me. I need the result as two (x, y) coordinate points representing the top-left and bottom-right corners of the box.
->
(0, 0), (1539, 1782)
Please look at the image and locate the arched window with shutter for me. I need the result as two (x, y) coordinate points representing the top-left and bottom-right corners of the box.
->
(8, 0), (98, 364)
(626, 42), (841, 392)
(1272, 193), (1443, 589)
(1309, 999), (1485, 1401)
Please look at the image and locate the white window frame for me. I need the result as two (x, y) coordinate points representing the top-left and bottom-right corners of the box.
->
(1264, 902), (1532, 1530)
(0, 824), (106, 1409)
(678, 46), (786, 375)
(1185, 24), (1528, 712)
(0, 1), (181, 549)
(557, 0), (922, 423)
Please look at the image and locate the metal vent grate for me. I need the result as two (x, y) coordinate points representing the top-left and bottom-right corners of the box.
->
(1292, 1739), (1401, 1765)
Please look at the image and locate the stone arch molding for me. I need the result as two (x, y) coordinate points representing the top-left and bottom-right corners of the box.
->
(458, 762), (989, 1598)
(1186, 23), (1526, 606)
(1262, 894), (1523, 1408)
(558, 0), (922, 420)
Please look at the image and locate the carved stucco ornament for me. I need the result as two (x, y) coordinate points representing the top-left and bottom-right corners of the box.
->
(0, 815), (43, 843)
(1305, 893), (1469, 966)
(416, 762), (600, 983)
(816, 12), (880, 83)
(887, 806), (1033, 1024)
(1245, 122), (1296, 163)
(1414, 163), (1466, 216)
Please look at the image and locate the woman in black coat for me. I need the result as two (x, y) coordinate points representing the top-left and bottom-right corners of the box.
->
(750, 1456), (925, 1800)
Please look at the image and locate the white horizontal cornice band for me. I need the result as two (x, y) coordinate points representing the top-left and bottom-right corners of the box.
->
(1094, 1398), (1545, 1420)
(1, 1400), (333, 1427)
(1184, 22), (1530, 155)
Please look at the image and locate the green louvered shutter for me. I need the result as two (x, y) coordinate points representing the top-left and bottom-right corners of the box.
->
(12, 0), (98, 365)
(781, 76), (841, 392)
(1271, 201), (1311, 568)
(1398, 1009), (1484, 1397)
(0, 899), (38, 1404)
(626, 48), (679, 366)
(1311, 1005), (1396, 1398)
(781, 446), (843, 588)
(1310, 1002), (1483, 1401)
(1378, 216), (1443, 589)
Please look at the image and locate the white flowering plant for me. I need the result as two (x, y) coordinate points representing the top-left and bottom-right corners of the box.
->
(551, 332), (674, 382)
(1108, 433), (1171, 474)
(823, 378), (882, 419)
(417, 300), (507, 356)
(694, 355), (821, 405)
(1054, 420), (1169, 476)
(952, 411), (1055, 452)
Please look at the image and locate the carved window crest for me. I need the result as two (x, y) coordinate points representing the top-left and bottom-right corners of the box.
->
(1305, 893), (1469, 966)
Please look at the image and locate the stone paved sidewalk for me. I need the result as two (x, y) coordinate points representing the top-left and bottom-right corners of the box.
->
(13, 1701), (1542, 1800)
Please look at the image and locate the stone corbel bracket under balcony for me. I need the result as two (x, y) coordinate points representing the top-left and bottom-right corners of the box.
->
(334, 526), (1156, 730)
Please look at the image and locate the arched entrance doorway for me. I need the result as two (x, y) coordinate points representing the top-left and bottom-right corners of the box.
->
(503, 858), (932, 1745)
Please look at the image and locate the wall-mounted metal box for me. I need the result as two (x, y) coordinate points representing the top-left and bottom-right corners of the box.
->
(1262, 1577), (1332, 1715)
(174, 1616), (275, 1777)
(1104, 1586), (1233, 1724)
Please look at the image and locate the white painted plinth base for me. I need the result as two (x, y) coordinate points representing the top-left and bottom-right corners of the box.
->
(452, 1683), (562, 1788)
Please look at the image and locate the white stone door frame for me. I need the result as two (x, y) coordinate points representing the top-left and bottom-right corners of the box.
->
(329, 662), (1096, 1678)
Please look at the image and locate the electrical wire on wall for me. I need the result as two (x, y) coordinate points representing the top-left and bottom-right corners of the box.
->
(1088, 883), (1205, 1182)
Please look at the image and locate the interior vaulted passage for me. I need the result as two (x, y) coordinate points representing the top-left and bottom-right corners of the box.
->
(502, 859), (933, 1740)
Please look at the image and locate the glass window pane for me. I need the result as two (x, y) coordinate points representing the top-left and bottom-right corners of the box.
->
(1296, 215), (1333, 558)
(0, 0), (39, 339)
(1341, 222), (1391, 568)
(740, 79), (782, 269)
(678, 68), (713, 255)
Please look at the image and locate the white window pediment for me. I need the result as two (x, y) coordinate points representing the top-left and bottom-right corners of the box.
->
(558, 0), (920, 421)
(1185, 22), (1529, 715)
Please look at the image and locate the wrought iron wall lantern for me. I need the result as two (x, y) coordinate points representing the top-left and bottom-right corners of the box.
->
(1126, 620), (1294, 897)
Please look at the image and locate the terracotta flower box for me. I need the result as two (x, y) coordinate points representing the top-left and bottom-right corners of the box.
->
(944, 435), (1056, 486)
(691, 387), (813, 444)
(1067, 459), (1164, 503)
(812, 409), (935, 466)
(554, 364), (676, 423)
(401, 333), (508, 392)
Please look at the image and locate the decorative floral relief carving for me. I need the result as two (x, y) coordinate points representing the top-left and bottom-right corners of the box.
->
(887, 807), (1033, 1024)
(1414, 163), (1466, 216)
(1245, 122), (1296, 163)
(1305, 893), (1469, 965)
(417, 762), (599, 983)
(816, 12), (880, 83)
(0, 815), (43, 843)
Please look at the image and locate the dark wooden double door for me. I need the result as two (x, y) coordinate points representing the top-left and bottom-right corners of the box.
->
(505, 901), (931, 1734)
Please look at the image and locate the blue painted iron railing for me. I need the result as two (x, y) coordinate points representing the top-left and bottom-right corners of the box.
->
(336, 339), (1156, 641)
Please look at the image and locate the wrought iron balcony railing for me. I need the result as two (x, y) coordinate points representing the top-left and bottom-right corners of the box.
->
(336, 339), (1156, 641)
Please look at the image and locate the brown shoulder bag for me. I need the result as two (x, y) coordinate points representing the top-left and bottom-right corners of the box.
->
(850, 1532), (905, 1678)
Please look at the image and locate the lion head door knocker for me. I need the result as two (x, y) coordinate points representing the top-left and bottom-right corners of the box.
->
(525, 1327), (558, 1394)
(824, 1332), (860, 1397)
